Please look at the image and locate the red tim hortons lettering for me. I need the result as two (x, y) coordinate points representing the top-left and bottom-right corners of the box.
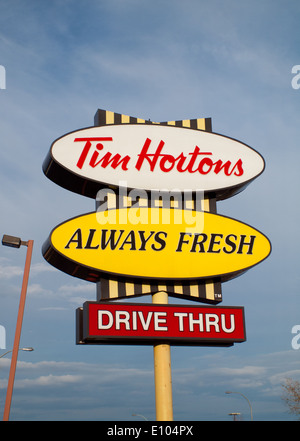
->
(74, 137), (130, 171)
(73, 136), (244, 176)
(135, 138), (244, 176)
(135, 138), (165, 171)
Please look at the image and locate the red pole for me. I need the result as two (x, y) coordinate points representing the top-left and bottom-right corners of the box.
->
(3, 240), (34, 421)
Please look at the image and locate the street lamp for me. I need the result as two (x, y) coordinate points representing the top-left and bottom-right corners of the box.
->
(1, 235), (34, 421)
(0, 347), (34, 359)
(2, 235), (28, 248)
(225, 391), (253, 421)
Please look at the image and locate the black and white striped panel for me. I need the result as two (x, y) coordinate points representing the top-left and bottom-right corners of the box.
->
(94, 109), (222, 304)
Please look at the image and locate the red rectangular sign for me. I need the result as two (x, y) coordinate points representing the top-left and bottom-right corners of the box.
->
(76, 302), (246, 346)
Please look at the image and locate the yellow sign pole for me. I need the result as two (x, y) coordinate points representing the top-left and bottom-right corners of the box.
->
(152, 290), (173, 421)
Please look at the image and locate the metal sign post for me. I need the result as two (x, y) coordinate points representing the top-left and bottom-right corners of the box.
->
(152, 290), (173, 421)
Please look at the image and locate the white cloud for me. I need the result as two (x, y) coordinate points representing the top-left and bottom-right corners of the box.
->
(58, 283), (94, 295)
(0, 264), (23, 279)
(270, 370), (300, 386)
(0, 261), (56, 281)
(39, 306), (68, 311)
(30, 263), (56, 275)
(211, 365), (267, 377)
(15, 374), (83, 388)
(27, 283), (52, 296)
(0, 348), (298, 420)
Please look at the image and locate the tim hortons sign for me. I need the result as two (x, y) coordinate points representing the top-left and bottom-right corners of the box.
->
(42, 207), (271, 284)
(42, 110), (271, 305)
(76, 302), (246, 347)
(42, 123), (265, 200)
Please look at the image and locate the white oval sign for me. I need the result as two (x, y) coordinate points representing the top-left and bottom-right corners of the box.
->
(43, 124), (265, 199)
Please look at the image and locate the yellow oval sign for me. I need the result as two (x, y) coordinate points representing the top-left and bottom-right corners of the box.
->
(42, 208), (271, 283)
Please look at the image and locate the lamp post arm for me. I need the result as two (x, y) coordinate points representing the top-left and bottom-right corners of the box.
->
(0, 351), (12, 359)
(239, 393), (253, 421)
(229, 391), (253, 421)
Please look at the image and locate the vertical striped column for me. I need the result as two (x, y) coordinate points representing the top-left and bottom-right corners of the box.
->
(94, 109), (222, 304)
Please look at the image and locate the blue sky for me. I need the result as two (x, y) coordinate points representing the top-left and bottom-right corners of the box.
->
(0, 0), (299, 421)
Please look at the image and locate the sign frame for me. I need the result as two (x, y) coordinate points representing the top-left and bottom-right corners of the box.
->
(42, 207), (271, 285)
(42, 122), (265, 201)
(76, 302), (246, 347)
